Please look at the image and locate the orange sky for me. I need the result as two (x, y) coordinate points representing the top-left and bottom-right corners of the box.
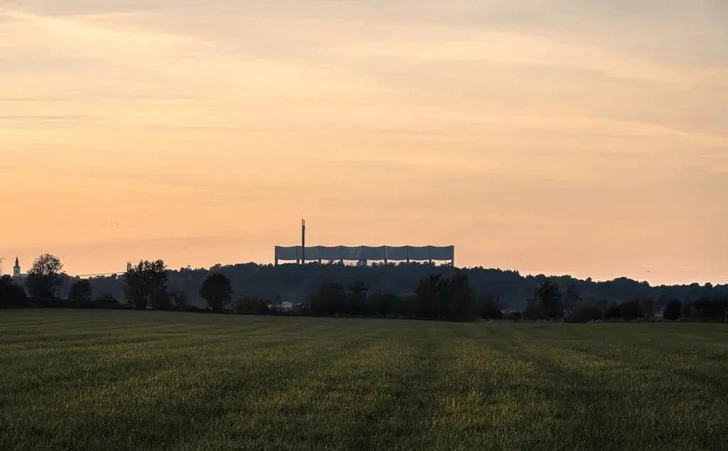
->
(1, 1), (727, 285)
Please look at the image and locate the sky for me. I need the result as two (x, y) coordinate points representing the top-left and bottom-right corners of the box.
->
(1, 0), (727, 285)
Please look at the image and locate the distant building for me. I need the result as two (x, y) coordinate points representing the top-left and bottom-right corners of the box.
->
(274, 245), (456, 266)
(13, 257), (25, 279)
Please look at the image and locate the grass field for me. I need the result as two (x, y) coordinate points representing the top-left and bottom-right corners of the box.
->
(1, 310), (727, 451)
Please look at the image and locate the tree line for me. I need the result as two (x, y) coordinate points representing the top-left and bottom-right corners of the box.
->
(85, 261), (728, 310)
(1, 254), (727, 322)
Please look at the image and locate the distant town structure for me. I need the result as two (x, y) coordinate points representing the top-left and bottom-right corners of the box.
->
(13, 257), (24, 279)
(275, 218), (454, 266)
(274, 245), (456, 266)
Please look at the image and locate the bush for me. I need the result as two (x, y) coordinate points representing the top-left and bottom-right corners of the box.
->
(235, 298), (270, 315)
(31, 298), (68, 308)
(604, 303), (622, 321)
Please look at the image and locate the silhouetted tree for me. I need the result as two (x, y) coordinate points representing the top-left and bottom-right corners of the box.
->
(443, 273), (477, 321)
(68, 279), (92, 305)
(84, 262), (728, 312)
(200, 273), (233, 313)
(565, 295), (605, 323)
(0, 275), (27, 307)
(347, 280), (370, 316)
(25, 254), (64, 300)
(478, 294), (503, 320)
(309, 282), (347, 316)
(415, 275), (441, 319)
(169, 291), (189, 311)
(640, 294), (660, 317)
(564, 282), (579, 311)
(619, 300), (644, 321)
(526, 278), (563, 320)
(604, 302), (622, 320)
(124, 260), (168, 310)
(413, 273), (477, 321)
(369, 291), (403, 317)
(692, 297), (728, 321)
(664, 299), (682, 321)
(681, 302), (694, 320)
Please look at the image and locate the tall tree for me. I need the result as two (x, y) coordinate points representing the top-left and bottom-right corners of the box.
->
(25, 254), (64, 300)
(347, 280), (369, 316)
(415, 274), (441, 319)
(68, 279), (93, 304)
(124, 260), (168, 310)
(564, 282), (580, 311)
(200, 273), (233, 313)
(526, 278), (564, 320)
(442, 273), (477, 321)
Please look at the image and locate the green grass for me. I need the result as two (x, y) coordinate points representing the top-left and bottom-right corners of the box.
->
(1, 310), (727, 450)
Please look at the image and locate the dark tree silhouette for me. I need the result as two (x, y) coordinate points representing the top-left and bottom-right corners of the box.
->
(692, 298), (728, 321)
(26, 254), (64, 300)
(664, 299), (682, 321)
(526, 278), (564, 320)
(200, 273), (233, 313)
(84, 262), (728, 312)
(235, 298), (270, 315)
(308, 282), (346, 317)
(369, 291), (404, 317)
(604, 302), (622, 320)
(620, 300), (644, 321)
(124, 260), (168, 310)
(169, 291), (189, 311)
(413, 273), (477, 321)
(681, 302), (693, 319)
(478, 294), (504, 320)
(566, 295), (605, 323)
(564, 282), (579, 311)
(68, 279), (93, 304)
(415, 275), (440, 319)
(0, 275), (27, 307)
(443, 273), (477, 321)
(348, 280), (369, 316)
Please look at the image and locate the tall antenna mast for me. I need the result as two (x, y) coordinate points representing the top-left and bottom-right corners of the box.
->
(301, 219), (306, 265)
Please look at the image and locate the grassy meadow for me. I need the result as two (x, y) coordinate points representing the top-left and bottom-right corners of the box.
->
(1, 310), (727, 450)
